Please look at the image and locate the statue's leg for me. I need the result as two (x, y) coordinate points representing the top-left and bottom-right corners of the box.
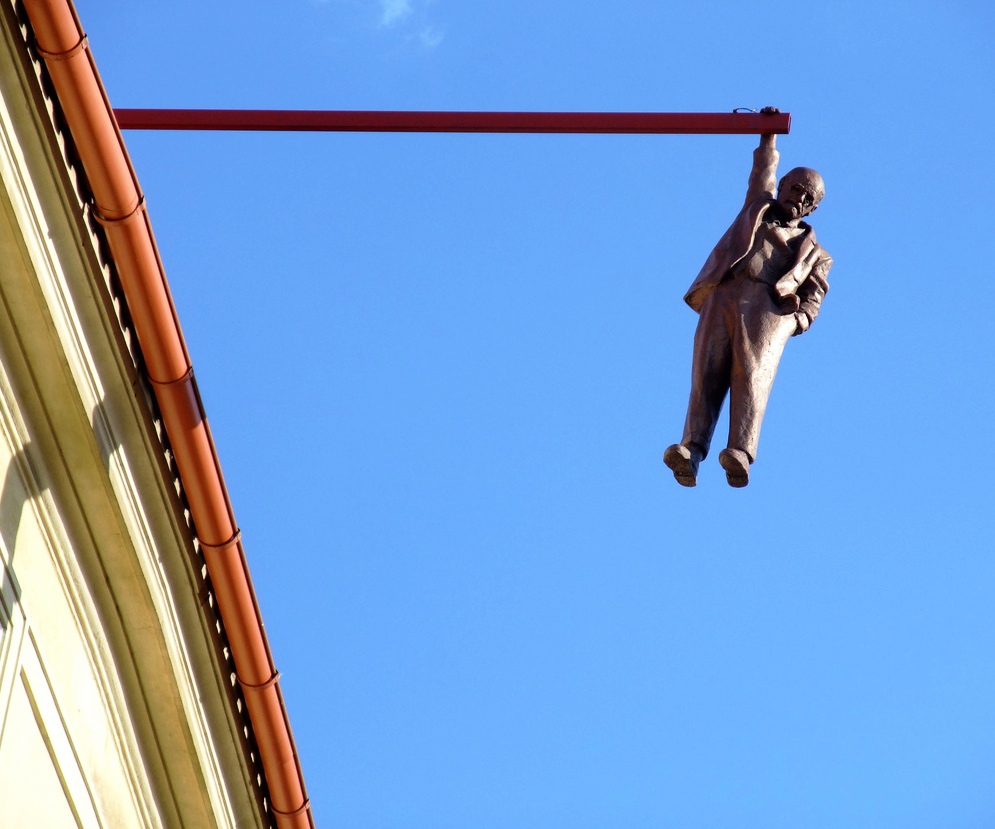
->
(681, 289), (733, 459)
(727, 283), (795, 461)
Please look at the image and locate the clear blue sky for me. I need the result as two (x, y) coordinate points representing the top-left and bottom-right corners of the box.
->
(77, 2), (995, 827)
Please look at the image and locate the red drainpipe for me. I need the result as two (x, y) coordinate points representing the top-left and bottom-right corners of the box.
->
(20, 1), (313, 826)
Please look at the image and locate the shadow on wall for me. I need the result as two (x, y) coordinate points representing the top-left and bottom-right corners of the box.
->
(0, 441), (34, 627)
(0, 398), (122, 630)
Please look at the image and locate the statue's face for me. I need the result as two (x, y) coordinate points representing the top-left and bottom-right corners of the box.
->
(776, 168), (823, 220)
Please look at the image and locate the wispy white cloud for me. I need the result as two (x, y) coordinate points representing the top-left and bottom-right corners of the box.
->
(418, 25), (444, 48)
(376, 0), (444, 49)
(380, 0), (412, 25)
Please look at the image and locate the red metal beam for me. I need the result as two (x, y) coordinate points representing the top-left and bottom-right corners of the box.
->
(114, 108), (790, 135)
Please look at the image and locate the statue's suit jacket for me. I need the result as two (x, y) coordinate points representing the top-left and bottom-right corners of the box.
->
(683, 142), (832, 335)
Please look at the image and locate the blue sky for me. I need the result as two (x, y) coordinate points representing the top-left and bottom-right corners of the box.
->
(77, 1), (995, 827)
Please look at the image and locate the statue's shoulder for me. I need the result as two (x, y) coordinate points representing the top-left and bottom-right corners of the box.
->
(797, 222), (833, 280)
(738, 196), (774, 229)
(800, 221), (831, 260)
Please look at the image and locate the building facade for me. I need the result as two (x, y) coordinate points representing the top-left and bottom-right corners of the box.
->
(0, 1), (309, 826)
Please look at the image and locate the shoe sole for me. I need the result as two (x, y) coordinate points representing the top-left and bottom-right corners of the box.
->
(718, 450), (749, 488)
(664, 445), (697, 488)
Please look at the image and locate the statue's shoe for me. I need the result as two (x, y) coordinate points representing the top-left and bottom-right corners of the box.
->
(718, 448), (750, 488)
(664, 443), (701, 488)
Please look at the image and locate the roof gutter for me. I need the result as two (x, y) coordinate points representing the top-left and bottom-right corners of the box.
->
(20, 1), (312, 826)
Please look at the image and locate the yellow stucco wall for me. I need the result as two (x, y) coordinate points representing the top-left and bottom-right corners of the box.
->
(0, 3), (265, 827)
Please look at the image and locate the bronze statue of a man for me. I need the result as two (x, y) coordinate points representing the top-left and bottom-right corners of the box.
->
(664, 110), (831, 488)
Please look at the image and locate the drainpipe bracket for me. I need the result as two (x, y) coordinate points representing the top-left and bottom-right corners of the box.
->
(35, 33), (88, 62)
(270, 799), (311, 819)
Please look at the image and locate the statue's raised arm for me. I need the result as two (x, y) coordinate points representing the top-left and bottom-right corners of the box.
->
(746, 132), (779, 205)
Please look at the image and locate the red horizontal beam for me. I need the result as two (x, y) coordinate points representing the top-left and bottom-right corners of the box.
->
(114, 109), (790, 135)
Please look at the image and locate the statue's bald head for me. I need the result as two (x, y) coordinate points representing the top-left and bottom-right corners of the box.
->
(776, 167), (825, 220)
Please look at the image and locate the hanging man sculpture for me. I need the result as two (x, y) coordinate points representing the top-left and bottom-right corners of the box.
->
(664, 107), (831, 488)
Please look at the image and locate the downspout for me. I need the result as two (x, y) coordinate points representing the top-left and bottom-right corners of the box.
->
(20, 1), (313, 826)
